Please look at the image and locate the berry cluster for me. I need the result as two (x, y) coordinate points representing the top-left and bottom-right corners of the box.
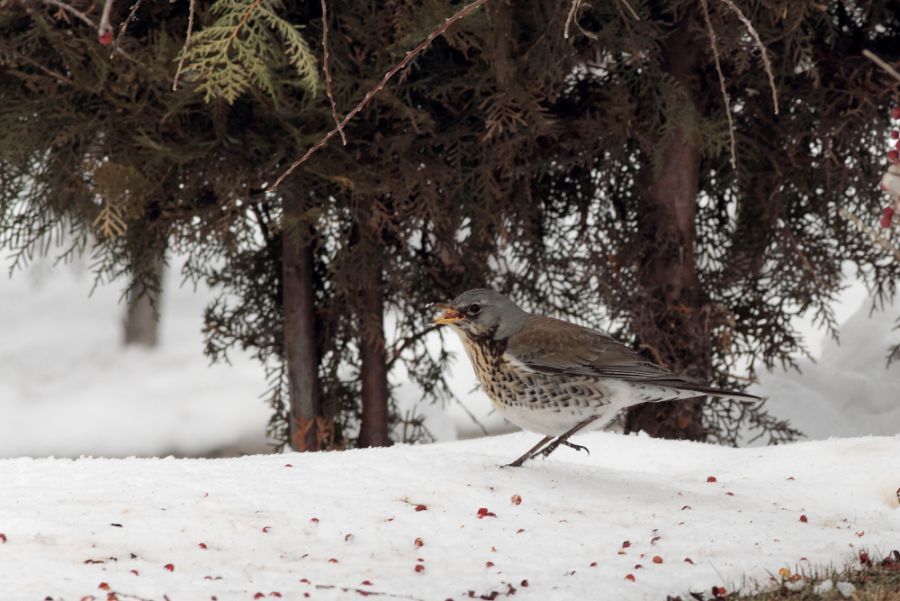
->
(881, 107), (900, 228)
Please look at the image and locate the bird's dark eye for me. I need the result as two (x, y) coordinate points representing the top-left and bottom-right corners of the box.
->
(468, 303), (481, 315)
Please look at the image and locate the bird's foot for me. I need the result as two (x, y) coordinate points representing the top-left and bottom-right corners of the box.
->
(560, 440), (590, 455)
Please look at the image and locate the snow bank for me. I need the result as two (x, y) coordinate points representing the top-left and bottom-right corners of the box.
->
(756, 296), (900, 439)
(0, 257), (271, 458)
(1, 432), (897, 600)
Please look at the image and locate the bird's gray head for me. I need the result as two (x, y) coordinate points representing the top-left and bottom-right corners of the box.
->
(432, 288), (528, 341)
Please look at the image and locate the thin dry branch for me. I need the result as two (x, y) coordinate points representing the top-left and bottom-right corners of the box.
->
(618, 0), (640, 21)
(863, 49), (900, 84)
(113, 0), (148, 52)
(33, 0), (96, 29)
(718, 0), (779, 115)
(701, 0), (737, 170)
(98, 0), (114, 36)
(226, 0), (263, 50)
(320, 0), (345, 144)
(269, 0), (491, 190)
(172, 0), (196, 90)
(838, 207), (900, 262)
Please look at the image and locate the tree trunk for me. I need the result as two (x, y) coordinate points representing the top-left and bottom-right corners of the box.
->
(625, 18), (709, 441)
(123, 255), (164, 347)
(283, 202), (325, 451)
(355, 204), (391, 448)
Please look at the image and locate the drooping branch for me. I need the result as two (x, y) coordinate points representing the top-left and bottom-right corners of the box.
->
(172, 0), (196, 90)
(863, 49), (900, 84)
(719, 0), (779, 115)
(269, 0), (492, 190)
(700, 0), (737, 170)
(320, 0), (345, 144)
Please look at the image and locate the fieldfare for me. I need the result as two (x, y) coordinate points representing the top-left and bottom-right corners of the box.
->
(433, 289), (761, 467)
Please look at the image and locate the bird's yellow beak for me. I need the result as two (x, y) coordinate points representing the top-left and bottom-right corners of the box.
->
(432, 303), (464, 325)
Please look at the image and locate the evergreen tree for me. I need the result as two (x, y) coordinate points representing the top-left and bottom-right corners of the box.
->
(2, 0), (898, 449)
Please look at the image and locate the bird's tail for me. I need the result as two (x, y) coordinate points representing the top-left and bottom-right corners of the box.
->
(677, 385), (763, 403)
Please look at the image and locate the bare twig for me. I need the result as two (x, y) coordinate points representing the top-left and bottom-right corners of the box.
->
(34, 0), (96, 29)
(172, 0), (196, 90)
(719, 0), (779, 115)
(838, 207), (900, 262)
(226, 0), (263, 50)
(269, 0), (491, 190)
(701, 0), (737, 170)
(98, 0), (114, 37)
(313, 583), (424, 601)
(113, 0), (147, 52)
(618, 0), (640, 21)
(563, 0), (580, 39)
(320, 0), (345, 144)
(863, 49), (900, 84)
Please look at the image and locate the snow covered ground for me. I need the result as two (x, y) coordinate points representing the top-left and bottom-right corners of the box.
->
(1, 432), (897, 600)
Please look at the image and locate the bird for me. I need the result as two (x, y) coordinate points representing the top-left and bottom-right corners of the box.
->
(432, 288), (761, 467)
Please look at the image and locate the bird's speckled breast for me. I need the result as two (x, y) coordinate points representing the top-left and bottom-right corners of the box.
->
(460, 335), (608, 411)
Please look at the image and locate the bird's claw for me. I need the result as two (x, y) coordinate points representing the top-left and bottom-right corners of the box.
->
(561, 441), (590, 455)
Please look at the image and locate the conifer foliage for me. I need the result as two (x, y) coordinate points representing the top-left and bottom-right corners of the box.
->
(1, 0), (898, 449)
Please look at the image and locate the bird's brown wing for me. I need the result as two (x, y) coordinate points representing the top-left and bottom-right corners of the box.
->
(505, 315), (700, 386)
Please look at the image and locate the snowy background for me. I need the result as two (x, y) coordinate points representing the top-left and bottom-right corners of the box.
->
(1, 254), (899, 600)
(1, 254), (897, 458)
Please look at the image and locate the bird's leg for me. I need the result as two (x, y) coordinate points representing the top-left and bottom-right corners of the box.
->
(560, 440), (590, 455)
(538, 416), (601, 459)
(503, 435), (554, 468)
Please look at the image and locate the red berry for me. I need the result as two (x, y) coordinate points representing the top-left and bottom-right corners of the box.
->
(713, 586), (727, 597)
(476, 507), (496, 518)
(485, 561), (494, 568)
(622, 540), (631, 548)
(860, 551), (869, 563)
(0, 533), (6, 543)
(892, 107), (900, 119)
(625, 574), (635, 581)
(361, 581), (373, 586)
(892, 131), (900, 139)
(520, 580), (529, 587)
(590, 561), (598, 567)
(888, 150), (900, 163)
(164, 563), (174, 572)
(198, 542), (208, 549)
(99, 583), (110, 591)
(414, 564), (425, 573)
(328, 558), (338, 563)
(707, 476), (717, 483)
(799, 515), (808, 523)
(270, 593), (282, 598)
(510, 494), (522, 505)
(98, 30), (113, 46)
(254, 594), (265, 600)
(414, 538), (424, 548)
(652, 556), (663, 564)
(414, 504), (427, 512)
(310, 518), (319, 524)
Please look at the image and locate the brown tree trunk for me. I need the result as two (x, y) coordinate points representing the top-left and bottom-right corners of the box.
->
(356, 207), (391, 448)
(123, 255), (164, 347)
(625, 18), (709, 441)
(283, 201), (325, 451)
